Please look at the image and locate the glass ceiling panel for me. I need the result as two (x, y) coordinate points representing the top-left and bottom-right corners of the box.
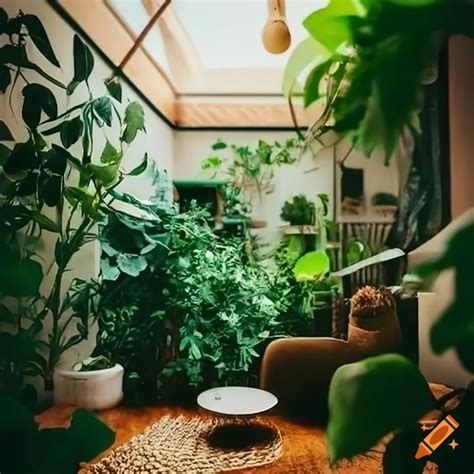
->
(173, 0), (324, 69)
(107, 0), (328, 94)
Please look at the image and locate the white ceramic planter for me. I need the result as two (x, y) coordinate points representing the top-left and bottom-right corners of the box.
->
(53, 363), (124, 410)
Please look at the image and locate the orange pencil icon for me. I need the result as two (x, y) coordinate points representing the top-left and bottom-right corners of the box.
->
(415, 414), (459, 459)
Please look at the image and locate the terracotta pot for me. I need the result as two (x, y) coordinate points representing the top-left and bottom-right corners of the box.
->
(53, 363), (124, 410)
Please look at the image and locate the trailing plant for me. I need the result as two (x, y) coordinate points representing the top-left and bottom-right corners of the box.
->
(201, 138), (299, 202)
(0, 8), (148, 397)
(280, 194), (315, 226)
(284, 0), (474, 161)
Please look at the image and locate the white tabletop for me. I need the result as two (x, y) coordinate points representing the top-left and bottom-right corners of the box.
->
(197, 386), (278, 416)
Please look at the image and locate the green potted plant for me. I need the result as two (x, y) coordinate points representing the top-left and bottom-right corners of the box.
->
(53, 355), (123, 410)
(201, 138), (299, 228)
(0, 8), (148, 406)
(280, 194), (316, 226)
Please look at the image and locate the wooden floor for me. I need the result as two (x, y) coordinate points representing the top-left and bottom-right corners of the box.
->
(37, 405), (383, 473)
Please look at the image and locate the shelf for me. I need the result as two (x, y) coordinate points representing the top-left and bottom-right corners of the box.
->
(172, 178), (227, 188)
(282, 225), (318, 235)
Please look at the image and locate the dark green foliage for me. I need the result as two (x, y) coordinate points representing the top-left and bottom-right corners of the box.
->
(67, 34), (94, 94)
(280, 194), (315, 225)
(105, 77), (122, 103)
(0, 241), (43, 297)
(0, 63), (11, 92)
(0, 394), (115, 474)
(0, 120), (13, 140)
(202, 138), (299, 201)
(0, 8), (146, 399)
(21, 14), (60, 67)
(22, 83), (58, 129)
(416, 221), (474, 373)
(290, 0), (474, 160)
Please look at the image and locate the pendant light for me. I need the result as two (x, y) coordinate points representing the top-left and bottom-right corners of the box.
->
(262, 0), (291, 54)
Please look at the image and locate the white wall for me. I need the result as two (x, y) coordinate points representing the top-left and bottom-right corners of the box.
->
(174, 130), (335, 246)
(335, 140), (399, 223)
(174, 130), (399, 248)
(1, 0), (174, 372)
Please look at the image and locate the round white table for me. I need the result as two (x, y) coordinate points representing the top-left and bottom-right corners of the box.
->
(197, 386), (278, 417)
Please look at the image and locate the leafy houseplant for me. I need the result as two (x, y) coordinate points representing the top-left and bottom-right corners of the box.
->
(93, 192), (294, 400)
(0, 7), (148, 399)
(92, 194), (172, 405)
(280, 194), (315, 226)
(165, 229), (288, 388)
(220, 184), (252, 219)
(201, 138), (299, 204)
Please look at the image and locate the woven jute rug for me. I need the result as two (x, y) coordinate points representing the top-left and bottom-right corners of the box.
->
(82, 415), (283, 473)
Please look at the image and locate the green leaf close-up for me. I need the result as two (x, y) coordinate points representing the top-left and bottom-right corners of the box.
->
(105, 77), (122, 102)
(89, 161), (121, 188)
(0, 120), (14, 141)
(327, 354), (436, 463)
(22, 83), (58, 130)
(21, 14), (60, 68)
(0, 394), (115, 474)
(294, 251), (330, 281)
(67, 34), (95, 95)
(303, 0), (362, 52)
(121, 101), (146, 144)
(124, 152), (148, 176)
(0, 242), (43, 297)
(100, 140), (122, 164)
(59, 116), (84, 148)
(0, 63), (11, 93)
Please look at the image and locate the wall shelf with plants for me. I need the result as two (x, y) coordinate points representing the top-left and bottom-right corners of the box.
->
(201, 137), (300, 229)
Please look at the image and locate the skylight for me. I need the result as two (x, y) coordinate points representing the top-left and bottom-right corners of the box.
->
(107, 0), (328, 95)
(173, 0), (321, 70)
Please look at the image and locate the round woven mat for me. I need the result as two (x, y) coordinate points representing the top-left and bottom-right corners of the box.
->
(83, 415), (283, 473)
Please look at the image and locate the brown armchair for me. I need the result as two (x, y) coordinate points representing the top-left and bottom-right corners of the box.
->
(260, 287), (402, 421)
